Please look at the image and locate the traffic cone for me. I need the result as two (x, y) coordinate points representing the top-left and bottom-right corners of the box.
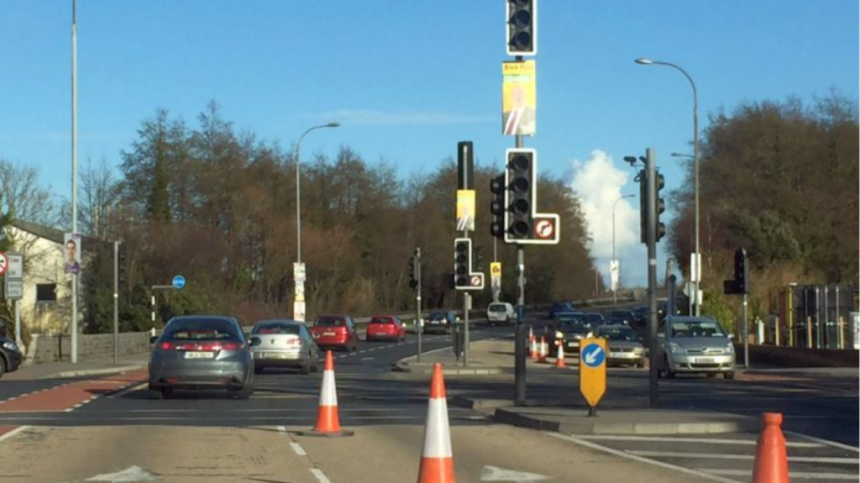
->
(416, 363), (455, 483)
(751, 413), (789, 483)
(555, 342), (566, 368)
(529, 330), (538, 361)
(298, 351), (354, 437)
(538, 336), (547, 363)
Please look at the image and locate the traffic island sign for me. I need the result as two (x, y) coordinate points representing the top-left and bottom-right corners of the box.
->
(579, 338), (607, 416)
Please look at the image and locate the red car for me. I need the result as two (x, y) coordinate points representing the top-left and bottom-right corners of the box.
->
(310, 314), (358, 352)
(366, 315), (406, 342)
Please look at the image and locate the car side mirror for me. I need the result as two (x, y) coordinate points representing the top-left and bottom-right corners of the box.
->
(149, 336), (159, 344)
(250, 336), (262, 346)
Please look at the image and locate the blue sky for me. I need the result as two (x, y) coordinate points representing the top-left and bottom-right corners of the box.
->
(1, 0), (857, 288)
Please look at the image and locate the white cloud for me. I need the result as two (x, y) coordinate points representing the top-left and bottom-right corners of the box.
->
(568, 149), (647, 288)
(319, 109), (494, 126)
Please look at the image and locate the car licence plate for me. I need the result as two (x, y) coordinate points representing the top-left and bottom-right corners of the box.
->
(324, 332), (335, 336)
(184, 351), (215, 359)
(695, 357), (715, 363)
(256, 352), (286, 359)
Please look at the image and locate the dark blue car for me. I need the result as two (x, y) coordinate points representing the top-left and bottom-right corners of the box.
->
(548, 301), (576, 319)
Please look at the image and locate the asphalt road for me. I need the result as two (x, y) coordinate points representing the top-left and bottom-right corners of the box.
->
(0, 317), (856, 483)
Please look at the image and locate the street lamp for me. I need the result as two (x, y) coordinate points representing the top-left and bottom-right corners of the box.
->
(612, 194), (634, 304)
(294, 121), (340, 321)
(635, 57), (700, 315)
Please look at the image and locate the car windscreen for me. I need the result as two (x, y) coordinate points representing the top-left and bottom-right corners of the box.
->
(610, 311), (632, 318)
(314, 317), (344, 327)
(599, 328), (638, 341)
(428, 313), (449, 320)
(164, 319), (240, 340)
(370, 317), (394, 324)
(670, 321), (728, 338)
(558, 317), (590, 331)
(252, 323), (301, 335)
(488, 304), (507, 312)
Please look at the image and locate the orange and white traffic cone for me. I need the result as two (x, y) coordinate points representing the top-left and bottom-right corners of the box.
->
(751, 413), (789, 483)
(555, 342), (566, 368)
(416, 363), (456, 483)
(538, 336), (547, 363)
(298, 351), (354, 437)
(529, 330), (538, 361)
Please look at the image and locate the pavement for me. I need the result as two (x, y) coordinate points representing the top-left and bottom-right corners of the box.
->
(393, 337), (762, 436)
(4, 352), (149, 380)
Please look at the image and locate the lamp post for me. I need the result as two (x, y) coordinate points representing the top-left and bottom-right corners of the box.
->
(294, 122), (340, 320)
(635, 57), (700, 315)
(612, 194), (634, 304)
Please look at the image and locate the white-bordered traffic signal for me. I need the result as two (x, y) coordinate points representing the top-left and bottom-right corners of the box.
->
(506, 0), (537, 56)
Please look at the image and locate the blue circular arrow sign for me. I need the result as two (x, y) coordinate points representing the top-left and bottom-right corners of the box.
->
(581, 343), (605, 368)
(172, 275), (186, 290)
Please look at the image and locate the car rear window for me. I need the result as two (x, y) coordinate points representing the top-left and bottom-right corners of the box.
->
(488, 304), (507, 312)
(315, 317), (344, 327)
(428, 313), (449, 320)
(164, 319), (239, 340)
(371, 317), (394, 324)
(253, 323), (301, 335)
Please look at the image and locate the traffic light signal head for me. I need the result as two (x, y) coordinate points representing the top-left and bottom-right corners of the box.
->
(655, 171), (666, 242)
(408, 256), (419, 290)
(638, 169), (647, 244)
(506, 0), (537, 56)
(734, 248), (749, 293)
(505, 149), (535, 241)
(118, 249), (127, 285)
(453, 238), (472, 288)
(490, 174), (506, 238)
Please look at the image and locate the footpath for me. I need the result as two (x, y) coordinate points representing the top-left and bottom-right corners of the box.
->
(394, 337), (761, 436)
(3, 353), (149, 381)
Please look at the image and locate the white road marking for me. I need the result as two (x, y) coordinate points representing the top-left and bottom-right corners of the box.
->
(700, 468), (858, 480)
(84, 465), (160, 481)
(480, 465), (550, 481)
(548, 433), (739, 483)
(0, 426), (30, 443)
(784, 431), (860, 453)
(576, 434), (823, 448)
(290, 442), (307, 456)
(629, 450), (857, 464)
(361, 357), (374, 361)
(311, 468), (332, 483)
(108, 382), (148, 399)
(277, 425), (287, 433)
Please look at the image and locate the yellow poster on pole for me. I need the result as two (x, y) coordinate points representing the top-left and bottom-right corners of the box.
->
(456, 189), (476, 231)
(501, 60), (537, 136)
(579, 338), (607, 408)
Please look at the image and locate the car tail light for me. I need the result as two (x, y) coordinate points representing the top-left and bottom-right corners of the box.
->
(286, 339), (300, 346)
(160, 342), (173, 351)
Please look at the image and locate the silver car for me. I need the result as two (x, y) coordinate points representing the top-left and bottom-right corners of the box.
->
(249, 319), (319, 374)
(596, 325), (646, 368)
(148, 316), (255, 399)
(658, 316), (735, 379)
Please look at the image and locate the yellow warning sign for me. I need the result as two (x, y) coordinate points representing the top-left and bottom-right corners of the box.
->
(490, 262), (501, 277)
(456, 190), (476, 231)
(579, 338), (607, 407)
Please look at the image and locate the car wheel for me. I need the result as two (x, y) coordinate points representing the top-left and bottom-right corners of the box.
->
(724, 372), (735, 380)
(311, 355), (320, 373)
(0, 356), (6, 379)
(300, 356), (312, 375)
(233, 384), (253, 400)
(160, 388), (173, 399)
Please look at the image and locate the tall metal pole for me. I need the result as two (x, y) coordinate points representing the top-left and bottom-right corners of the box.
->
(71, 0), (79, 363)
(416, 249), (422, 362)
(742, 292), (749, 368)
(293, 122), (339, 320)
(459, 142), (472, 367)
(635, 59), (700, 315)
(646, 148), (659, 408)
(514, 130), (527, 405)
(113, 241), (119, 365)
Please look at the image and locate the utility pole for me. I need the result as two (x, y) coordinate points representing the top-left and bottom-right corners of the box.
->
(113, 241), (119, 364)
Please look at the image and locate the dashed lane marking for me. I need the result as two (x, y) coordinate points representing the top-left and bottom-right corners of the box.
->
(290, 442), (307, 456)
(311, 469), (333, 483)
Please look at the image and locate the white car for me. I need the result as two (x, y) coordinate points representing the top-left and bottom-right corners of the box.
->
(487, 302), (515, 325)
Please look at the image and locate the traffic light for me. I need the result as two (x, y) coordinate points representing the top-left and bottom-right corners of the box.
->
(734, 248), (749, 294)
(118, 248), (127, 286)
(408, 257), (418, 290)
(638, 168), (647, 244)
(506, 0), (537, 56)
(474, 246), (484, 272)
(505, 148), (535, 242)
(454, 238), (472, 288)
(490, 174), (506, 239)
(655, 170), (666, 242)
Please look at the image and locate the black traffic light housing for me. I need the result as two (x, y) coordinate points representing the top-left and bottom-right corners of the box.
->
(506, 0), (537, 56)
(655, 170), (666, 242)
(638, 168), (647, 244)
(490, 174), (506, 239)
(505, 149), (534, 242)
(454, 239), (472, 288)
(734, 248), (749, 294)
(118, 248), (127, 286)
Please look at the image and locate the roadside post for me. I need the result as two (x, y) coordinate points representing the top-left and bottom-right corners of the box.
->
(579, 338), (607, 417)
(151, 275), (185, 328)
(2, 252), (24, 349)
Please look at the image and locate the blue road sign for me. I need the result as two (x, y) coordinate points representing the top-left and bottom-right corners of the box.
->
(172, 275), (186, 290)
(581, 343), (605, 368)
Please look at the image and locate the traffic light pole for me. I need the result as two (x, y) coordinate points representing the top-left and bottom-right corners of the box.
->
(646, 148), (659, 409)
(514, 130), (527, 406)
(416, 249), (423, 363)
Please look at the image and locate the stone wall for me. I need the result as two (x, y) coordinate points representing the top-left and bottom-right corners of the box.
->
(26, 332), (151, 364)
